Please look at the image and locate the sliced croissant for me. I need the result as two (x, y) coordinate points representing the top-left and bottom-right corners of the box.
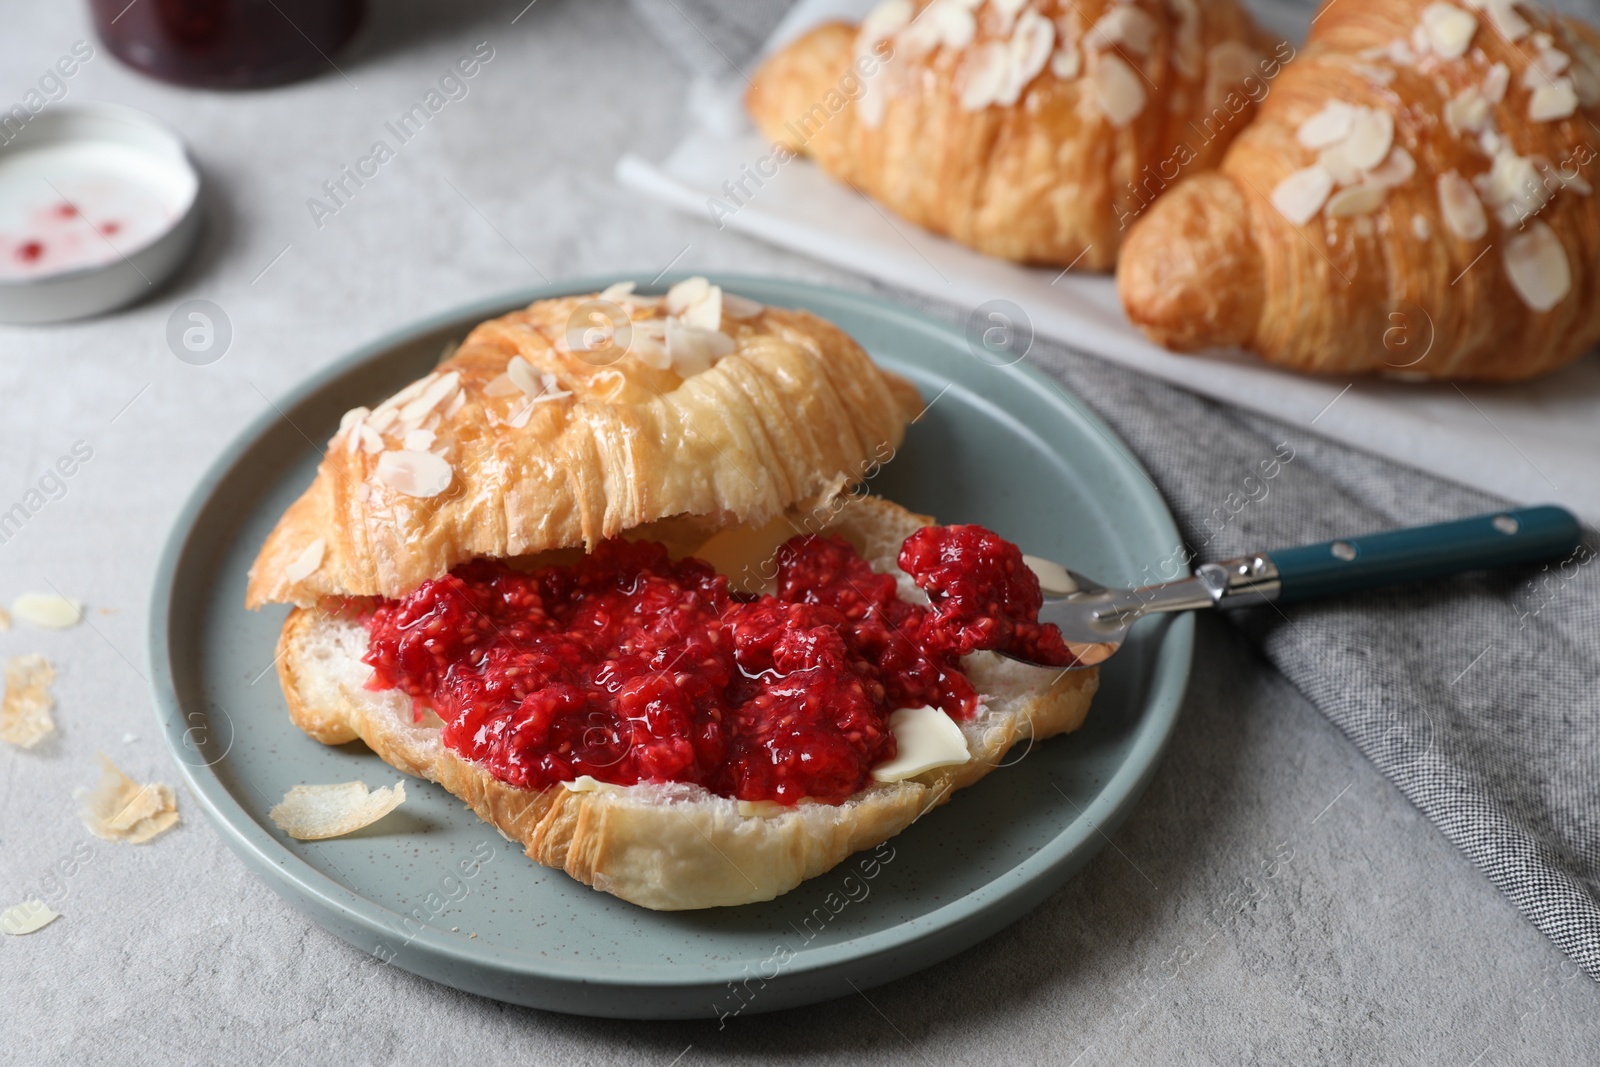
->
(745, 0), (1281, 271)
(246, 282), (921, 606)
(1117, 0), (1600, 380)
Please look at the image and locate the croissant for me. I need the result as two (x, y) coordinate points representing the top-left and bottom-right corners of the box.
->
(1117, 0), (1600, 380)
(245, 280), (921, 607)
(745, 0), (1281, 271)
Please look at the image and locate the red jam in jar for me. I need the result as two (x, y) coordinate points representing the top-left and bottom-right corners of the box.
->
(363, 526), (1075, 805)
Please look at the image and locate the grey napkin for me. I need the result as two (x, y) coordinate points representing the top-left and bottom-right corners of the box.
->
(629, 0), (1600, 981)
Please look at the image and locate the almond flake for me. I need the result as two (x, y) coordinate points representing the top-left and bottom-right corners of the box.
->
(1271, 165), (1336, 224)
(358, 425), (385, 453)
(397, 371), (460, 422)
(681, 285), (723, 332)
(1338, 107), (1395, 173)
(402, 429), (435, 452)
(960, 41), (1010, 110)
(78, 754), (179, 844)
(1326, 184), (1389, 217)
(507, 355), (542, 396)
(994, 8), (1054, 106)
(1086, 6), (1156, 55)
(721, 292), (763, 319)
(1297, 102), (1358, 149)
(1438, 171), (1489, 238)
(666, 318), (735, 376)
(269, 781), (407, 840)
(483, 373), (520, 397)
(1094, 53), (1147, 127)
(1529, 79), (1578, 121)
(375, 450), (452, 498)
(665, 276), (709, 315)
(1366, 146), (1417, 189)
(1483, 61), (1511, 101)
(1420, 3), (1477, 59)
(859, 0), (913, 47)
(1413, 214), (1432, 239)
(630, 320), (672, 370)
(928, 1), (976, 51)
(598, 280), (637, 303)
(366, 408), (398, 434)
(1464, 0), (1528, 42)
(1051, 44), (1081, 80)
(1, 899), (60, 935)
(1, 654), (55, 749)
(283, 539), (326, 583)
(11, 593), (82, 630)
(338, 407), (369, 432)
(1504, 222), (1570, 310)
(1445, 87), (1491, 134)
(443, 390), (466, 419)
(1477, 147), (1552, 227)
(1524, 48), (1571, 86)
(377, 372), (437, 414)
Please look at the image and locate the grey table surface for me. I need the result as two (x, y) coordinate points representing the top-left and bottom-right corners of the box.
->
(1, 1), (1597, 1064)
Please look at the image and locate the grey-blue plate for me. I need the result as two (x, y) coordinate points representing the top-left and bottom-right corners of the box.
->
(148, 275), (1192, 1020)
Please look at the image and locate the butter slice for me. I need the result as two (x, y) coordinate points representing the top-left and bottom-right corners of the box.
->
(690, 514), (796, 595)
(562, 775), (616, 793)
(871, 706), (971, 783)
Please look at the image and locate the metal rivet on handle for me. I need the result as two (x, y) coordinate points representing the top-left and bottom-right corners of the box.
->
(1492, 515), (1520, 535)
(1330, 541), (1357, 561)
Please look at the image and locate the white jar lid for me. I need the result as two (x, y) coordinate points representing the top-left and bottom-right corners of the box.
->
(0, 102), (202, 324)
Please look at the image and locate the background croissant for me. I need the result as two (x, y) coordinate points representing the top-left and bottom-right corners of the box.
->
(1118, 0), (1600, 381)
(747, 0), (1279, 271)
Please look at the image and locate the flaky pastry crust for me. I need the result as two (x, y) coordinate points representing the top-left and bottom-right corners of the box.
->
(247, 289), (921, 607)
(746, 0), (1275, 270)
(1118, 0), (1600, 380)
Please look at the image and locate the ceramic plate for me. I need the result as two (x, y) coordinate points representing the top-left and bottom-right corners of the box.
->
(148, 275), (1193, 1019)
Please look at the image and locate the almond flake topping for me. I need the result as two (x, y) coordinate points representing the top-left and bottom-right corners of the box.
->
(11, 593), (82, 630)
(1476, 146), (1553, 227)
(397, 371), (460, 423)
(269, 781), (407, 841)
(1, 899), (60, 936)
(1, 654), (55, 749)
(1094, 52), (1147, 128)
(375, 450), (452, 498)
(1483, 61), (1511, 102)
(1271, 165), (1336, 225)
(1321, 106), (1395, 180)
(403, 429), (435, 452)
(1445, 88), (1491, 134)
(1529, 80), (1578, 121)
(1087, 6), (1157, 55)
(1503, 221), (1571, 311)
(1438, 171), (1489, 238)
(1464, 0), (1528, 42)
(283, 539), (325, 583)
(859, 0), (913, 47)
(358, 425), (385, 454)
(1325, 184), (1387, 217)
(1297, 102), (1358, 149)
(1419, 3), (1477, 59)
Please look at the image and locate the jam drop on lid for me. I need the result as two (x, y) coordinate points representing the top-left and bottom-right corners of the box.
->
(15, 241), (44, 264)
(363, 525), (1076, 805)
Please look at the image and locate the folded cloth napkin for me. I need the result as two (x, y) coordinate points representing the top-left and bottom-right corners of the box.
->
(626, 0), (1600, 982)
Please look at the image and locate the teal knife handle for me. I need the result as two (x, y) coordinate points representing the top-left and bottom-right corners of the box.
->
(1268, 506), (1582, 605)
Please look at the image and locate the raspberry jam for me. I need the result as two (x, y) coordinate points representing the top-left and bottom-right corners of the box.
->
(363, 527), (1074, 804)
